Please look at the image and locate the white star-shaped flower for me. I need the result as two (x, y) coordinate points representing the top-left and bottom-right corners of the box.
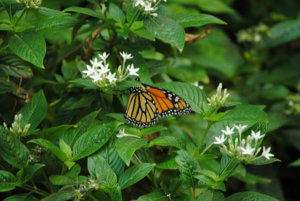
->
(234, 124), (247, 135)
(214, 135), (227, 144)
(251, 130), (265, 140)
(106, 72), (117, 83)
(98, 64), (110, 74)
(127, 64), (139, 76)
(90, 58), (102, 68)
(239, 144), (255, 155)
(144, 2), (155, 11)
(120, 51), (133, 61)
(221, 126), (235, 136)
(82, 65), (95, 77)
(98, 52), (109, 61)
(261, 146), (274, 160)
(90, 72), (102, 82)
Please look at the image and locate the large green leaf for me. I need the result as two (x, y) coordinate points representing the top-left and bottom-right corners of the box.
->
(72, 123), (118, 161)
(171, 12), (226, 28)
(0, 54), (33, 78)
(62, 109), (101, 147)
(144, 15), (185, 51)
(149, 135), (185, 149)
(18, 90), (47, 133)
(35, 15), (79, 35)
(64, 6), (103, 19)
(260, 20), (300, 48)
(116, 137), (148, 166)
(88, 152), (118, 193)
(155, 82), (207, 114)
(118, 163), (155, 189)
(8, 30), (46, 68)
(109, 3), (125, 24)
(0, 127), (29, 169)
(218, 156), (239, 181)
(0, 170), (17, 192)
(226, 191), (278, 201)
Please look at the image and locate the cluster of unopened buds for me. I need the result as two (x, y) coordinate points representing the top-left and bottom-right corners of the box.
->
(207, 83), (230, 107)
(214, 124), (274, 163)
(28, 146), (43, 163)
(134, 0), (167, 17)
(16, 0), (42, 8)
(3, 114), (31, 137)
(74, 178), (99, 200)
(82, 52), (139, 88)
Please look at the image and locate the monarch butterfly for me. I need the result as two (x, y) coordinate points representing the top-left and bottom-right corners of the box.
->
(124, 79), (191, 127)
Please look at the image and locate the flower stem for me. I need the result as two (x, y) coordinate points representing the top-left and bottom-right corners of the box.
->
(194, 121), (212, 156)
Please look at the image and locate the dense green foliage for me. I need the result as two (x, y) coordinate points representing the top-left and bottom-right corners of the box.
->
(0, 0), (299, 200)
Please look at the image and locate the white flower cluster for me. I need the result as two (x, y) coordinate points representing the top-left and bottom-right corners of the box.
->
(134, 0), (167, 17)
(16, 0), (42, 8)
(207, 83), (230, 107)
(214, 124), (274, 163)
(82, 52), (139, 88)
(3, 114), (31, 136)
(237, 24), (269, 43)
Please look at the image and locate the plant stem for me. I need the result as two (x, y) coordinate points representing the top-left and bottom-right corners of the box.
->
(128, 9), (141, 29)
(194, 121), (213, 156)
(21, 184), (49, 196)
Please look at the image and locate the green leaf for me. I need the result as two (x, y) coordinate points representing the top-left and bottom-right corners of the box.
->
(140, 126), (167, 136)
(171, 12), (226, 28)
(35, 15), (79, 35)
(115, 137), (148, 166)
(196, 189), (225, 201)
(17, 90), (47, 133)
(8, 30), (46, 68)
(137, 190), (168, 201)
(0, 170), (17, 192)
(28, 139), (68, 162)
(49, 175), (73, 185)
(289, 158), (300, 167)
(32, 125), (73, 141)
(226, 191), (279, 201)
(4, 194), (34, 201)
(175, 150), (200, 188)
(218, 156), (239, 181)
(0, 54), (33, 78)
(196, 0), (236, 14)
(118, 163), (155, 189)
(126, 0), (139, 23)
(62, 109), (101, 147)
(97, 139), (125, 177)
(144, 15), (185, 51)
(0, 127), (29, 169)
(59, 138), (73, 159)
(149, 135), (185, 149)
(260, 20), (300, 48)
(88, 152), (118, 193)
(16, 163), (44, 184)
(235, 172), (271, 185)
(109, 3), (125, 24)
(155, 82), (207, 114)
(72, 123), (117, 161)
(63, 6), (103, 19)
(156, 155), (179, 170)
(41, 190), (74, 201)
(251, 157), (280, 165)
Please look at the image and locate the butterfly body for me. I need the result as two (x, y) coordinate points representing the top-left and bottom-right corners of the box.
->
(124, 82), (191, 127)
